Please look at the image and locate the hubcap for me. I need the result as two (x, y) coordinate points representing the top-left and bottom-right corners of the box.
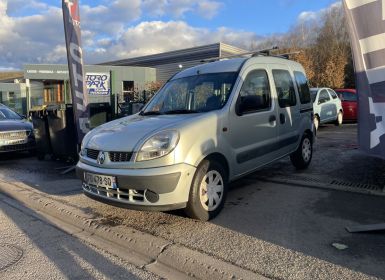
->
(199, 170), (224, 211)
(302, 138), (312, 162)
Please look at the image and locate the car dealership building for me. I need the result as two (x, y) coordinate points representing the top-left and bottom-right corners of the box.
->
(0, 42), (246, 116)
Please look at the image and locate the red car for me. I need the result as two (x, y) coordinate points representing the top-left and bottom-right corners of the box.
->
(335, 89), (357, 121)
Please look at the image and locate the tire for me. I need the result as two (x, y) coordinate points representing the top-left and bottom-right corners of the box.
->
(313, 115), (320, 131)
(290, 134), (313, 170)
(185, 159), (228, 221)
(335, 111), (343, 126)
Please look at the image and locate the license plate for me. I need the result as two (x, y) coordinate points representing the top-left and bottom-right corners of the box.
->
(0, 139), (27, 145)
(84, 172), (116, 189)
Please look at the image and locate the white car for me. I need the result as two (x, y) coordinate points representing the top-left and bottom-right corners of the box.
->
(311, 88), (343, 130)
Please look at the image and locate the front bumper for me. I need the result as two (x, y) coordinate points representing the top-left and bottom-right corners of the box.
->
(0, 137), (36, 153)
(76, 161), (196, 211)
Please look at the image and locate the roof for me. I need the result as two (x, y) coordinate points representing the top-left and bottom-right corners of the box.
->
(99, 42), (247, 67)
(0, 72), (23, 82)
(172, 55), (304, 80)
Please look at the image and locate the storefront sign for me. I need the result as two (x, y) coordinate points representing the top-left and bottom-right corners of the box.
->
(86, 73), (111, 95)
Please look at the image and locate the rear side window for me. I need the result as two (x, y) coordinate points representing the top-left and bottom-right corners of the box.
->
(238, 69), (271, 113)
(318, 89), (330, 104)
(328, 89), (338, 99)
(294, 71), (311, 104)
(272, 69), (296, 107)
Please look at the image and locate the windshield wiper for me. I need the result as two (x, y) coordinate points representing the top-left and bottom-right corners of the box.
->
(164, 109), (199, 114)
(140, 111), (164, 116)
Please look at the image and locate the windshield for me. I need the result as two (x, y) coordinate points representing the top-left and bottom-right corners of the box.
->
(0, 107), (22, 120)
(310, 89), (318, 103)
(141, 72), (238, 115)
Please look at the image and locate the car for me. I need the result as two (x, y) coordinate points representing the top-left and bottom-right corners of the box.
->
(76, 55), (314, 221)
(335, 89), (357, 122)
(0, 104), (36, 153)
(310, 87), (343, 130)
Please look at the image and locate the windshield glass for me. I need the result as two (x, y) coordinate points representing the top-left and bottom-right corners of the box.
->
(0, 107), (22, 120)
(310, 89), (318, 103)
(142, 72), (238, 114)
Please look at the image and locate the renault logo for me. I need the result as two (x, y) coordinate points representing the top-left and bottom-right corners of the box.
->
(97, 151), (106, 164)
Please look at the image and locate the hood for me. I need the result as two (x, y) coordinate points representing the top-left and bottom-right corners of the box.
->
(85, 114), (197, 151)
(0, 120), (33, 131)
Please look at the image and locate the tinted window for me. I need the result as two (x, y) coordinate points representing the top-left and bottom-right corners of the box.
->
(318, 89), (330, 104)
(238, 69), (271, 113)
(338, 91), (357, 102)
(272, 69), (297, 107)
(328, 89), (338, 99)
(294, 71), (311, 104)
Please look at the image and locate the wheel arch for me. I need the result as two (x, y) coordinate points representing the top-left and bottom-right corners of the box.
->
(203, 153), (230, 182)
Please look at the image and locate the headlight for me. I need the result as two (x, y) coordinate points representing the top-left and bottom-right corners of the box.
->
(80, 142), (87, 157)
(136, 130), (179, 162)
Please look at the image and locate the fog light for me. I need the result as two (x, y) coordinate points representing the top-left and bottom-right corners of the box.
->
(144, 189), (159, 203)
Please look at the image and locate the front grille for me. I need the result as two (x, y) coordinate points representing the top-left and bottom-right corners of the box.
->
(83, 183), (145, 202)
(0, 143), (33, 152)
(86, 149), (99, 160)
(0, 130), (29, 140)
(109, 151), (133, 162)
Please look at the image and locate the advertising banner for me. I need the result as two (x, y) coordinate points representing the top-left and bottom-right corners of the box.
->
(62, 0), (90, 144)
(344, 0), (385, 158)
(86, 73), (111, 95)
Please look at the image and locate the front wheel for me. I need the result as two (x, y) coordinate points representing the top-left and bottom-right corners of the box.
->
(185, 159), (228, 221)
(290, 134), (313, 170)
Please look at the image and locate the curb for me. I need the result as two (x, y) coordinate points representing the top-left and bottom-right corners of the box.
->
(0, 179), (267, 280)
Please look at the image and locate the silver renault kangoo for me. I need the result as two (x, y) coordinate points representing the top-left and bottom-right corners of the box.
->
(76, 55), (314, 220)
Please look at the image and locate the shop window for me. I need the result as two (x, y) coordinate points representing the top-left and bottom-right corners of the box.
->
(122, 81), (135, 102)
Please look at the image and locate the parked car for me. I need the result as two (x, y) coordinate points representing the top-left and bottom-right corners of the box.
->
(76, 55), (314, 220)
(310, 87), (343, 130)
(335, 89), (357, 122)
(0, 104), (36, 153)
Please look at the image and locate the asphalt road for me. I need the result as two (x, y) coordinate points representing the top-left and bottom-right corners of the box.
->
(0, 123), (384, 279)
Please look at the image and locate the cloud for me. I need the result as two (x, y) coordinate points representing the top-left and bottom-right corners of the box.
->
(297, 1), (342, 23)
(0, 0), (254, 69)
(142, 0), (223, 19)
(86, 21), (261, 64)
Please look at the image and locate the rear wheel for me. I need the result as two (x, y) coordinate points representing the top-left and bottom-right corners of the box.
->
(185, 159), (228, 221)
(335, 111), (343, 126)
(290, 134), (313, 170)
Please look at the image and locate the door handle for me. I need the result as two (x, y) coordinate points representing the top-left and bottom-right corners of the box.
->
(269, 115), (276, 123)
(280, 113), (286, 124)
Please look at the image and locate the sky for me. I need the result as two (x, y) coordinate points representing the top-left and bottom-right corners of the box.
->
(0, 0), (340, 70)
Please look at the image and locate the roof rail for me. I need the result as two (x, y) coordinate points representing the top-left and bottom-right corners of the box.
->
(200, 46), (279, 63)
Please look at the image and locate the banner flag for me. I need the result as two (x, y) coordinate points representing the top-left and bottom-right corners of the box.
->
(62, 0), (89, 144)
(343, 0), (385, 158)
